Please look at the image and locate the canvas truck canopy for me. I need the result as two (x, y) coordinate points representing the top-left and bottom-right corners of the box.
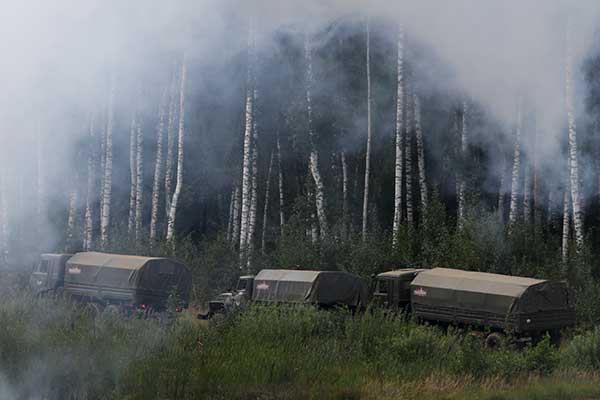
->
(252, 269), (368, 307)
(64, 252), (192, 306)
(377, 269), (425, 280)
(410, 268), (575, 332)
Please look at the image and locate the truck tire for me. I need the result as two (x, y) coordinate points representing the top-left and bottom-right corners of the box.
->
(485, 332), (505, 350)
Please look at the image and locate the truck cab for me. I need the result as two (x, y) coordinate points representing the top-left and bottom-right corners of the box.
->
(206, 275), (255, 317)
(372, 269), (424, 309)
(29, 254), (72, 295)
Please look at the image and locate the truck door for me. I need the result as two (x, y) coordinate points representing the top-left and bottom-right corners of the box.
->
(30, 259), (50, 293)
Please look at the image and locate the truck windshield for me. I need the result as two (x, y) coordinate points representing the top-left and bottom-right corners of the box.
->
(376, 280), (389, 294)
(236, 279), (248, 291)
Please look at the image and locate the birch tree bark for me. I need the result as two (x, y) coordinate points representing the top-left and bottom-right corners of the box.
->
(135, 117), (144, 242)
(65, 188), (78, 252)
(305, 32), (328, 240)
(414, 92), (427, 215)
(498, 156), (506, 223)
(239, 22), (255, 267)
(565, 16), (584, 249)
(392, 25), (404, 248)
(164, 64), (179, 223)
(523, 163), (532, 225)
(100, 78), (115, 249)
(532, 120), (542, 227)
(341, 149), (349, 239)
(457, 101), (468, 231)
(362, 19), (373, 240)
(227, 185), (235, 242)
(166, 55), (187, 242)
(128, 114), (137, 236)
(83, 113), (96, 250)
(276, 130), (285, 236)
(246, 85), (260, 269)
(231, 185), (241, 249)
(562, 179), (571, 263)
(150, 88), (168, 242)
(508, 98), (522, 233)
(405, 81), (414, 227)
(261, 151), (274, 255)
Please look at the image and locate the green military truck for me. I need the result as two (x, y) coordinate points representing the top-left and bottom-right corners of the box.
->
(373, 267), (576, 346)
(204, 269), (368, 318)
(30, 252), (192, 313)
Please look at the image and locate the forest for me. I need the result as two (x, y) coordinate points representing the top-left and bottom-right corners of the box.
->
(4, 1), (600, 399)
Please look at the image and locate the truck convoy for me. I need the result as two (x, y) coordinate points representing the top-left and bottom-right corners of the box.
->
(207, 266), (575, 345)
(30, 252), (192, 313)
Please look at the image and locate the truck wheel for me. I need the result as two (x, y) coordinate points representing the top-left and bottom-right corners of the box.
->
(485, 332), (505, 350)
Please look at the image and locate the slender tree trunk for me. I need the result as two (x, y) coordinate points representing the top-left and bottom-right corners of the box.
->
(150, 88), (168, 242)
(362, 19), (373, 241)
(99, 108), (106, 227)
(498, 156), (506, 222)
(532, 118), (542, 227)
(308, 182), (318, 244)
(457, 101), (468, 231)
(231, 185), (241, 249)
(100, 78), (115, 249)
(405, 81), (414, 227)
(562, 182), (571, 263)
(392, 25), (405, 247)
(341, 149), (349, 239)
(65, 188), (78, 252)
(305, 32), (328, 241)
(508, 98), (522, 233)
(246, 84), (260, 270)
(83, 113), (96, 250)
(276, 130), (285, 236)
(166, 55), (187, 242)
(239, 22), (255, 267)
(164, 64), (179, 224)
(261, 151), (274, 255)
(523, 163), (531, 224)
(128, 114), (137, 236)
(565, 16), (584, 249)
(135, 117), (144, 242)
(227, 186), (235, 242)
(414, 92), (427, 215)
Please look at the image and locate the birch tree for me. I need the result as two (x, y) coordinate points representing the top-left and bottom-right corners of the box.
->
(164, 64), (179, 223)
(239, 22), (255, 267)
(457, 101), (468, 231)
(166, 55), (187, 242)
(414, 91), (427, 214)
(341, 150), (349, 239)
(523, 163), (531, 224)
(392, 25), (404, 247)
(508, 98), (522, 233)
(83, 113), (96, 250)
(65, 188), (78, 251)
(362, 19), (373, 240)
(276, 130), (285, 235)
(498, 156), (506, 222)
(565, 16), (584, 249)
(562, 167), (571, 263)
(246, 84), (260, 269)
(100, 78), (115, 248)
(305, 32), (328, 240)
(128, 114), (137, 236)
(231, 185), (241, 249)
(150, 88), (168, 241)
(135, 116), (144, 242)
(261, 151), (274, 255)
(405, 81), (414, 227)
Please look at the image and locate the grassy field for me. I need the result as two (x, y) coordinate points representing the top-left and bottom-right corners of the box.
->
(2, 275), (600, 399)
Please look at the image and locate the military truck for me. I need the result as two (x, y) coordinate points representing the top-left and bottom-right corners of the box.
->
(373, 267), (576, 346)
(204, 269), (368, 318)
(30, 252), (192, 313)
(372, 268), (424, 309)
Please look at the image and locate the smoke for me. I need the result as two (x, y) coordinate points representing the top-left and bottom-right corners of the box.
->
(1, 0), (600, 258)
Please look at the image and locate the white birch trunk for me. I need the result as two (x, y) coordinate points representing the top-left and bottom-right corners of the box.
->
(65, 188), (78, 251)
(562, 185), (571, 263)
(100, 79), (115, 249)
(83, 113), (96, 250)
(261, 151), (274, 255)
(498, 156), (505, 223)
(523, 164), (531, 224)
(150, 88), (168, 241)
(231, 185), (241, 249)
(164, 64), (179, 222)
(341, 149), (349, 239)
(392, 25), (404, 247)
(565, 16), (584, 249)
(508, 98), (522, 232)
(166, 55), (187, 242)
(405, 82), (414, 227)
(239, 22), (255, 267)
(276, 130), (285, 235)
(99, 108), (106, 226)
(246, 85), (260, 269)
(305, 33), (328, 240)
(128, 114), (137, 236)
(227, 186), (235, 242)
(135, 118), (144, 242)
(414, 92), (427, 215)
(362, 19), (373, 240)
(457, 101), (468, 231)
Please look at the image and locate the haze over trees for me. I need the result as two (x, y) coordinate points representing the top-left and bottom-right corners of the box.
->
(1, 1), (600, 294)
